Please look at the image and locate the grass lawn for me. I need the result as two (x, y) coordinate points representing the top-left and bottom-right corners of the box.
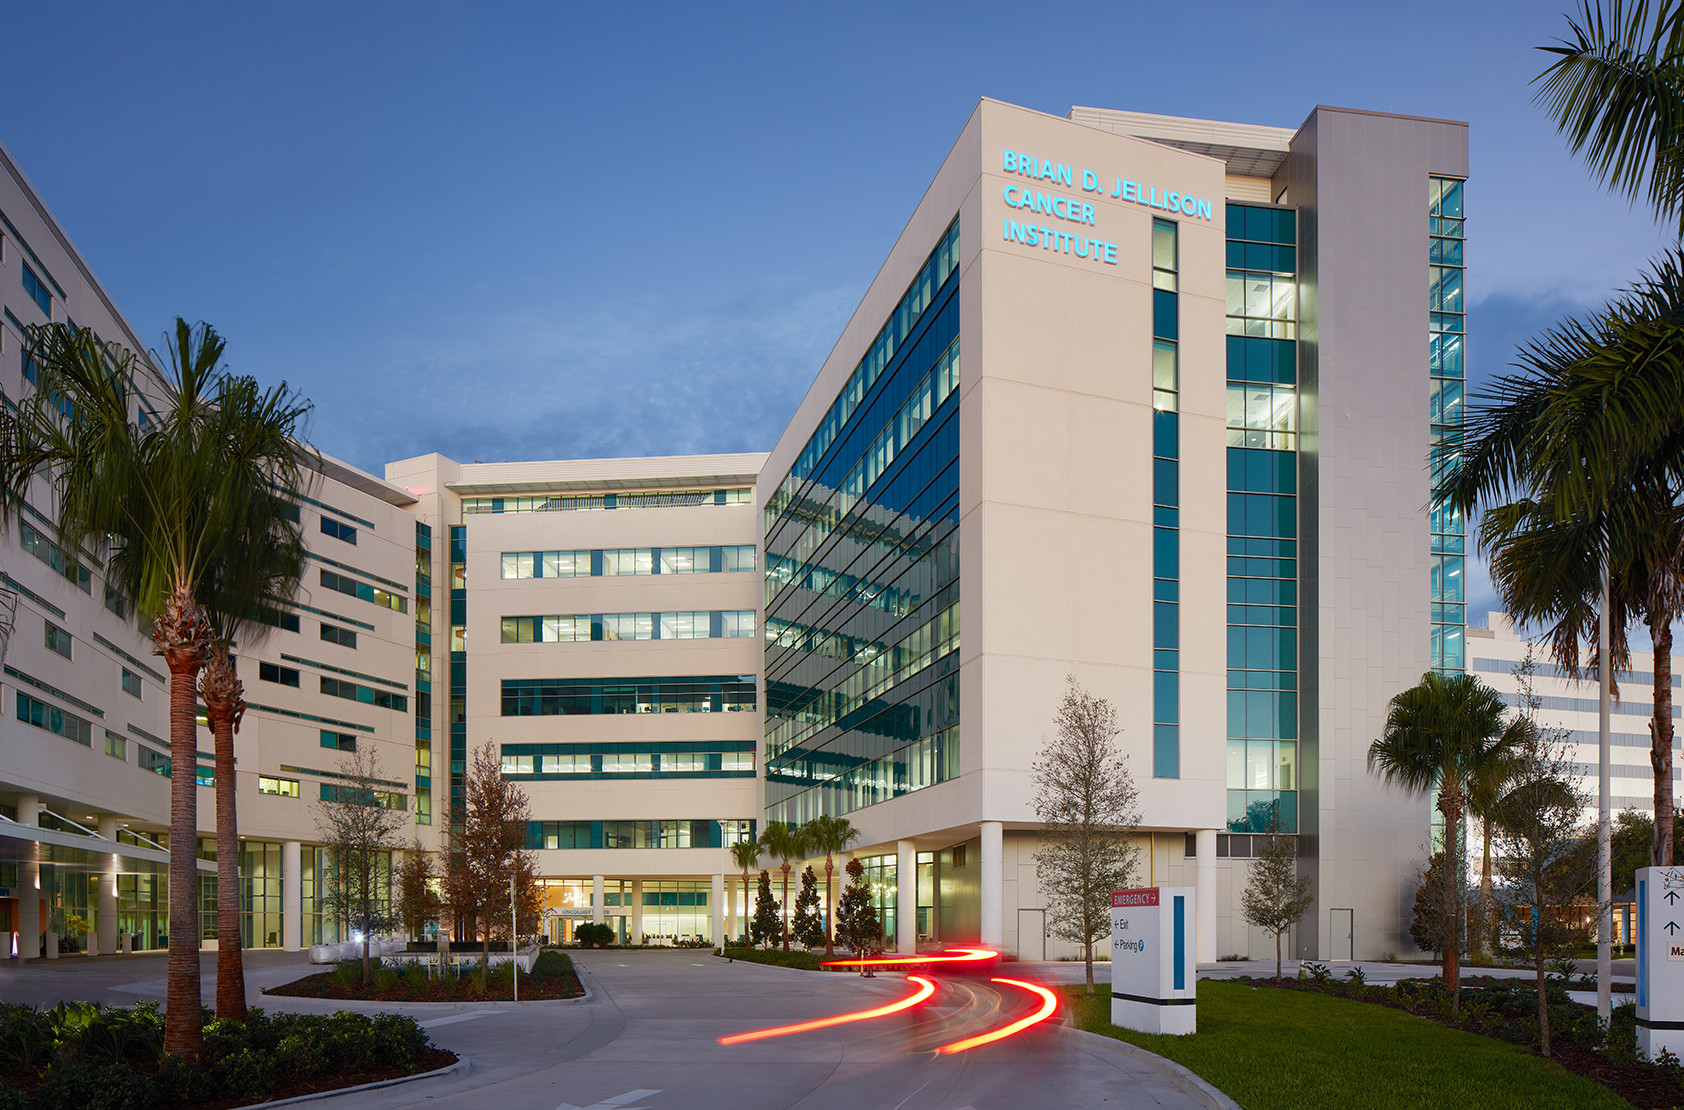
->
(1064, 981), (1634, 1110)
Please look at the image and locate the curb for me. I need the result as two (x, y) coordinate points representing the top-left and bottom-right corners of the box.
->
(228, 1054), (468, 1109)
(1064, 1026), (1241, 1110)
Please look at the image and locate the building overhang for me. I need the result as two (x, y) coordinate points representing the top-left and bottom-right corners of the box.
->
(0, 816), (215, 878)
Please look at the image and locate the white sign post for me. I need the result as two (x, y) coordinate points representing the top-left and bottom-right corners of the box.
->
(1637, 866), (1684, 1059)
(1110, 886), (1195, 1035)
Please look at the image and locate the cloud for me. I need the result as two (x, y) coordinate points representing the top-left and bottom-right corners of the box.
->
(312, 282), (859, 474)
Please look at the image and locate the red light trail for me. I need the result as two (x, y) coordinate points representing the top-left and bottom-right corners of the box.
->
(820, 946), (999, 969)
(716, 975), (937, 1045)
(934, 978), (1058, 1054)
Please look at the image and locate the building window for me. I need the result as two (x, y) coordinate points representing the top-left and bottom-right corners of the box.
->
(21, 263), (51, 316)
(320, 730), (357, 752)
(121, 668), (143, 699)
(18, 521), (91, 592)
(139, 747), (170, 776)
(44, 621), (71, 660)
(259, 662), (300, 687)
(105, 730), (126, 760)
(258, 776), (299, 798)
(254, 607), (301, 633)
(320, 623), (358, 649)
(319, 569), (407, 613)
(16, 692), (91, 745)
(500, 610), (757, 643)
(104, 587), (130, 619)
(320, 517), (358, 544)
(319, 676), (407, 711)
(196, 765), (215, 787)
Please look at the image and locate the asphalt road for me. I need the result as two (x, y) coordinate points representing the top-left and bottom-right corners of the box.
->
(0, 948), (1234, 1110)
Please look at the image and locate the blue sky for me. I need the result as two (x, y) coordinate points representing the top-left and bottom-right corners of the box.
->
(4, 1), (1675, 626)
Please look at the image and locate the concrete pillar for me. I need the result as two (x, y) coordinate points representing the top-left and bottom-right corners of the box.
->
(1196, 829), (1217, 965)
(281, 841), (302, 950)
(97, 816), (119, 958)
(896, 839), (917, 955)
(17, 797), (41, 962)
(931, 853), (942, 944)
(980, 822), (1004, 950)
(591, 876), (604, 925)
(711, 873), (724, 949)
(631, 879), (644, 944)
(726, 877), (737, 944)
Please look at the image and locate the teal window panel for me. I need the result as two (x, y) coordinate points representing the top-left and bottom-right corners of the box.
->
(1154, 505), (1179, 528)
(1154, 578), (1179, 602)
(1153, 410), (1178, 457)
(1153, 527), (1179, 579)
(1152, 289), (1178, 340)
(1154, 602), (1179, 650)
(1154, 458), (1178, 507)
(1154, 723), (1179, 779)
(1154, 649), (1178, 671)
(1154, 671), (1179, 723)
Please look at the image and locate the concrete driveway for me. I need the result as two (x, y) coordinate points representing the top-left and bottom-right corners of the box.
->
(0, 948), (1233, 1109)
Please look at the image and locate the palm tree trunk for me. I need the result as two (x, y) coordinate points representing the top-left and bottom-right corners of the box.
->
(202, 643), (247, 1022)
(823, 856), (835, 957)
(740, 868), (751, 946)
(1442, 792), (1462, 1012)
(156, 584), (211, 1058)
(1652, 618), (1675, 867)
(781, 865), (791, 952)
(1481, 823), (1494, 960)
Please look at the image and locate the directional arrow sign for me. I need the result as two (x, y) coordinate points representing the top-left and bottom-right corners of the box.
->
(556, 1089), (660, 1110)
(1666, 890), (1679, 905)
(1666, 921), (1680, 936)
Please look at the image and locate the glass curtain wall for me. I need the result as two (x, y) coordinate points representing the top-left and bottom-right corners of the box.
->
(415, 522), (433, 824)
(449, 525), (468, 831)
(1224, 204), (1300, 833)
(1152, 219), (1181, 777)
(1428, 177), (1467, 674)
(763, 219), (961, 825)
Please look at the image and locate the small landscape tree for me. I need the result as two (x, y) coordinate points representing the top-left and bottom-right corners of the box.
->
(1238, 810), (1314, 982)
(1494, 684), (1593, 1057)
(447, 742), (541, 988)
(835, 857), (883, 971)
(750, 870), (780, 948)
(313, 746), (408, 981)
(793, 865), (825, 950)
(730, 838), (762, 947)
(1410, 851), (1460, 958)
(395, 840), (440, 943)
(1032, 676), (1141, 992)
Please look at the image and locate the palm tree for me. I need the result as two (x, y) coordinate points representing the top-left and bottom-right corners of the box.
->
(189, 361), (311, 1022)
(759, 822), (806, 952)
(728, 838), (762, 947)
(1465, 757), (1519, 961)
(1367, 671), (1520, 1010)
(1443, 251), (1684, 867)
(0, 319), (312, 1055)
(803, 815), (860, 956)
(1535, 0), (1684, 236)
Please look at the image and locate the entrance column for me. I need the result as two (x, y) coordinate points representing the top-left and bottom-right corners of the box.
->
(15, 796), (40, 962)
(97, 815), (120, 956)
(711, 873), (724, 949)
(631, 879), (643, 944)
(726, 877), (737, 945)
(591, 876), (604, 925)
(1195, 829), (1217, 964)
(281, 841), (302, 950)
(896, 839), (917, 955)
(980, 821), (1004, 950)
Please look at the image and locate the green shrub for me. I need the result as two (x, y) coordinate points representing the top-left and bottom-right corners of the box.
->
(372, 964), (400, 992)
(151, 1057), (209, 1103)
(35, 1057), (154, 1110)
(574, 923), (614, 948)
(0, 1003), (56, 1075)
(0, 1081), (29, 1110)
(330, 959), (367, 989)
(367, 1013), (429, 1069)
(402, 961), (431, 995)
(80, 1002), (163, 1067)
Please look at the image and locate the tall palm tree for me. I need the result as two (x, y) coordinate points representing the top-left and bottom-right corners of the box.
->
(1368, 671), (1519, 1010)
(759, 822), (806, 952)
(1465, 756), (1520, 960)
(728, 838), (762, 947)
(0, 319), (312, 1055)
(1443, 251), (1684, 867)
(1535, 0), (1684, 236)
(803, 815), (860, 956)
